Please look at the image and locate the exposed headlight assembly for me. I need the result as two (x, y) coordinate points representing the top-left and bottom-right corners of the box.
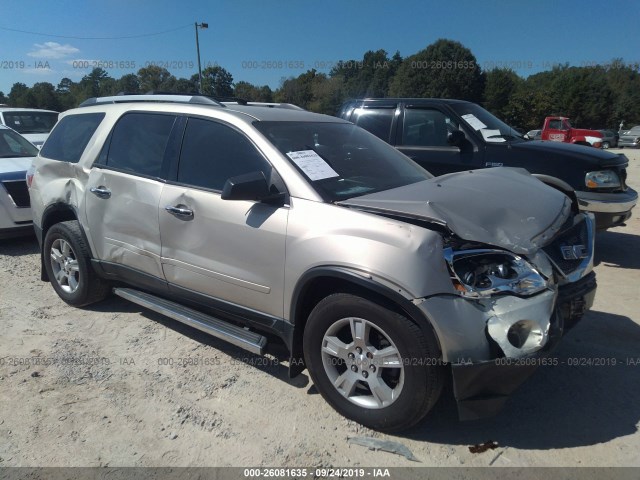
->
(585, 170), (621, 189)
(444, 248), (548, 298)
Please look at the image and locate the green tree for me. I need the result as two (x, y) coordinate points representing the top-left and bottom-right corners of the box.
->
(30, 82), (61, 110)
(137, 65), (175, 92)
(0, 91), (8, 105)
(604, 59), (640, 128)
(74, 68), (111, 103)
(56, 78), (76, 110)
(550, 66), (613, 127)
(171, 78), (197, 94)
(389, 39), (484, 101)
(331, 49), (402, 99)
(8, 83), (31, 106)
(234, 81), (273, 101)
(195, 66), (234, 97)
(503, 86), (555, 131)
(117, 74), (141, 94)
(275, 69), (323, 109)
(483, 68), (523, 120)
(309, 76), (344, 114)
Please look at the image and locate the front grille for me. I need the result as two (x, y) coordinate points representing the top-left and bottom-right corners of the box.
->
(620, 168), (628, 190)
(2, 180), (30, 207)
(543, 217), (589, 275)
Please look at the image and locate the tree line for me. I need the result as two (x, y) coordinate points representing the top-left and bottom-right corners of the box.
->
(2, 39), (639, 131)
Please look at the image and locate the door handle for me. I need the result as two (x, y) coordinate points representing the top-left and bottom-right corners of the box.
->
(165, 205), (194, 219)
(90, 186), (111, 199)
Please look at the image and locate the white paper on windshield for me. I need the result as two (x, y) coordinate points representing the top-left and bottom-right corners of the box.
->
(461, 114), (487, 131)
(286, 150), (339, 181)
(480, 129), (506, 142)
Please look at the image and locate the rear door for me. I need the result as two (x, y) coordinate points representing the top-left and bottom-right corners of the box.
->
(85, 112), (178, 281)
(159, 116), (288, 319)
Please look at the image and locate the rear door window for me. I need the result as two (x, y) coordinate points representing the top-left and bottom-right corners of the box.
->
(2, 111), (59, 134)
(103, 113), (176, 178)
(40, 113), (105, 163)
(351, 107), (395, 141)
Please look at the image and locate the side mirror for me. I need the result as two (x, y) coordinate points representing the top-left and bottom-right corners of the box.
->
(221, 171), (285, 204)
(448, 130), (465, 147)
(221, 171), (271, 201)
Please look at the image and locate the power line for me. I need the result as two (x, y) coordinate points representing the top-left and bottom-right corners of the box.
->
(0, 24), (192, 40)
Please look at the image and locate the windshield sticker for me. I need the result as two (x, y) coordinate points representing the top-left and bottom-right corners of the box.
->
(461, 114), (487, 131)
(480, 129), (506, 142)
(286, 150), (339, 181)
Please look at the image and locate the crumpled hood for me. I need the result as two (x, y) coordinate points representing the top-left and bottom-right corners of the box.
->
(339, 167), (572, 255)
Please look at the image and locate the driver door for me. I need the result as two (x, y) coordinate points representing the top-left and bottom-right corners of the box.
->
(159, 117), (288, 319)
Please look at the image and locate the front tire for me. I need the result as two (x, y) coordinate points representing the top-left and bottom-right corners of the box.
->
(303, 293), (443, 431)
(602, 141), (610, 149)
(43, 221), (109, 307)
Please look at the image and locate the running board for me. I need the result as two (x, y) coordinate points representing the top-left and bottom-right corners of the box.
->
(113, 287), (267, 355)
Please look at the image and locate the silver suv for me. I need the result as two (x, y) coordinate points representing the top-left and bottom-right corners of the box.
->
(29, 94), (597, 431)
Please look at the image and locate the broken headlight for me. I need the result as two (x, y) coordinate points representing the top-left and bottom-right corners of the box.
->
(444, 248), (548, 298)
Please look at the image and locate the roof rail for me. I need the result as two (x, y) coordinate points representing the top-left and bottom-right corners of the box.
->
(214, 96), (248, 105)
(78, 93), (225, 107)
(221, 101), (305, 110)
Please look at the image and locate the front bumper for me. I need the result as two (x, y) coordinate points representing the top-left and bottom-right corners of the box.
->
(576, 187), (637, 229)
(451, 315), (561, 421)
(449, 271), (596, 420)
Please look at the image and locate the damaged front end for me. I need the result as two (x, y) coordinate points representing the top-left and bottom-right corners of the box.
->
(417, 212), (597, 420)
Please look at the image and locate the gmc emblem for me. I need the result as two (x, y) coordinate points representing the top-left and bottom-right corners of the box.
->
(560, 245), (587, 260)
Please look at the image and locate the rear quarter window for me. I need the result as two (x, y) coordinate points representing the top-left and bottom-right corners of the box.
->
(40, 113), (105, 163)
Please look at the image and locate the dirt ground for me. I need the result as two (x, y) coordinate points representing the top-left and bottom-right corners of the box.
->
(1, 149), (639, 469)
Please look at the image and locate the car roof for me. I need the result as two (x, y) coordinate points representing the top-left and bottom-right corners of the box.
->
(0, 107), (58, 113)
(223, 104), (343, 122)
(345, 98), (473, 105)
(73, 98), (346, 124)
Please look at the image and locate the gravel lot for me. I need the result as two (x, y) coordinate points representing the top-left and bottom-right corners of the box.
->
(1, 149), (639, 469)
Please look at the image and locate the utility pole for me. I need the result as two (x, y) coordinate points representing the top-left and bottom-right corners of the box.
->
(195, 22), (208, 94)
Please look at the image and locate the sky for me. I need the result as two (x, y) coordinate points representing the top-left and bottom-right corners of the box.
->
(1, 0), (639, 96)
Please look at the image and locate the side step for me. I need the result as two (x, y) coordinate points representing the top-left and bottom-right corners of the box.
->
(113, 287), (268, 355)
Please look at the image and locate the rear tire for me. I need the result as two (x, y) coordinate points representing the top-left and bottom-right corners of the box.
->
(303, 293), (443, 432)
(602, 141), (610, 149)
(43, 221), (109, 307)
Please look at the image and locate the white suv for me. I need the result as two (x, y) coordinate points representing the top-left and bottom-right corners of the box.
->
(0, 107), (59, 147)
(29, 94), (597, 431)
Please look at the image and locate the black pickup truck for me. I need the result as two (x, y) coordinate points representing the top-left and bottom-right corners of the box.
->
(338, 98), (637, 230)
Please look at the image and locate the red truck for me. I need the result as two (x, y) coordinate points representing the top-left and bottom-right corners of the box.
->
(541, 116), (603, 147)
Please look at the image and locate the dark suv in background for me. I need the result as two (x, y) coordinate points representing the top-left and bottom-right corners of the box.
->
(338, 99), (637, 230)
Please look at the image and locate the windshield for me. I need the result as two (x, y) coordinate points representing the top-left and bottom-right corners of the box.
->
(2, 111), (59, 134)
(255, 121), (431, 202)
(450, 103), (524, 143)
(0, 128), (39, 158)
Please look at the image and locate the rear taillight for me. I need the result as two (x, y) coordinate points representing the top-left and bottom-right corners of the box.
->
(26, 165), (35, 188)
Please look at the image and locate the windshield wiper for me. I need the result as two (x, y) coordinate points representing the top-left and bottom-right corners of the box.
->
(485, 133), (520, 140)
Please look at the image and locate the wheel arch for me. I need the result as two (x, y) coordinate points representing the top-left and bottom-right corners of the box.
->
(39, 203), (82, 282)
(287, 266), (442, 377)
